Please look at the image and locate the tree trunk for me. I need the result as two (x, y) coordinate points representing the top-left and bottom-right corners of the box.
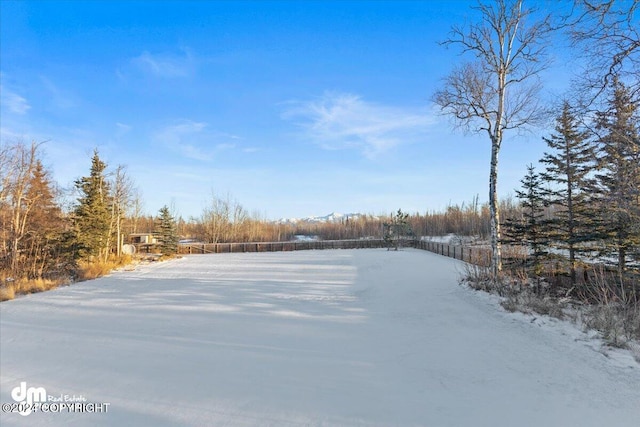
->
(489, 136), (502, 279)
(116, 209), (121, 258)
(567, 178), (576, 285)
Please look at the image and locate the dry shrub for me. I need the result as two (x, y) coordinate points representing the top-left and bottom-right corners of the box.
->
(629, 342), (640, 364)
(500, 289), (566, 320)
(0, 255), (136, 302)
(460, 262), (493, 291)
(575, 265), (640, 347)
(461, 246), (639, 350)
(624, 304), (640, 341)
(114, 254), (133, 267)
(459, 246), (495, 291)
(1, 278), (66, 301)
(524, 293), (565, 319)
(500, 297), (519, 312)
(583, 302), (640, 348)
(76, 260), (117, 281)
(76, 255), (136, 282)
(583, 304), (628, 347)
(16, 278), (60, 293)
(0, 285), (15, 302)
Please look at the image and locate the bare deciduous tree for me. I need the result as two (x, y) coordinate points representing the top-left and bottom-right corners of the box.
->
(0, 140), (68, 279)
(200, 192), (249, 243)
(433, 0), (552, 279)
(4, 141), (41, 274)
(109, 165), (134, 258)
(128, 188), (144, 234)
(570, 0), (640, 105)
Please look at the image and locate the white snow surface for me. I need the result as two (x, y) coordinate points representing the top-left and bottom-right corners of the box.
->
(1, 249), (639, 427)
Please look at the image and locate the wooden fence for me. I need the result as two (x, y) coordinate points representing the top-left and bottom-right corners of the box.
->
(178, 238), (492, 267)
(178, 239), (388, 254)
(414, 240), (492, 267)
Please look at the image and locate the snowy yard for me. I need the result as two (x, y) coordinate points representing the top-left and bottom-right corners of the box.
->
(1, 249), (639, 427)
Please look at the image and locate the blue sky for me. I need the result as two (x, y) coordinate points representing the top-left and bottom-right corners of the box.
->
(1, 0), (575, 220)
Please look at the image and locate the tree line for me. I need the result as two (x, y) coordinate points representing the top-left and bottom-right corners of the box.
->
(2, 0), (638, 303)
(1, 138), (509, 295)
(0, 145), (259, 285)
(434, 0), (638, 345)
(504, 82), (639, 290)
(434, 0), (639, 281)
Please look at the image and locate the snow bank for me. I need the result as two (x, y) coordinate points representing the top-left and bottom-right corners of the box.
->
(1, 249), (638, 426)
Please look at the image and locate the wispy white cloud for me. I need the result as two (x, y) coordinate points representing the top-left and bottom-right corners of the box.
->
(40, 76), (77, 110)
(116, 122), (131, 131)
(154, 120), (210, 161)
(0, 85), (30, 114)
(282, 92), (436, 158)
(153, 120), (241, 161)
(216, 143), (236, 150)
(116, 122), (132, 136)
(131, 48), (195, 78)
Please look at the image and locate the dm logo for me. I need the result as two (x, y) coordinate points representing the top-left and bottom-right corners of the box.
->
(11, 382), (46, 416)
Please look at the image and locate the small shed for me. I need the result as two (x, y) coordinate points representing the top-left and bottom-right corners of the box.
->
(128, 233), (158, 245)
(128, 233), (160, 253)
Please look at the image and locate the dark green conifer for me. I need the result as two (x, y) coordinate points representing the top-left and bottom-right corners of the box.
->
(155, 205), (179, 256)
(540, 101), (595, 283)
(384, 209), (412, 251)
(504, 165), (551, 281)
(73, 150), (111, 261)
(591, 80), (640, 275)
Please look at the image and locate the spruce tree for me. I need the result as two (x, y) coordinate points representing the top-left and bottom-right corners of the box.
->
(591, 80), (640, 276)
(24, 160), (69, 278)
(383, 209), (412, 251)
(73, 150), (111, 261)
(155, 205), (178, 256)
(504, 165), (551, 280)
(540, 101), (595, 283)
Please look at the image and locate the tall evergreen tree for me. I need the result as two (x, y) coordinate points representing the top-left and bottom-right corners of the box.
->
(73, 150), (111, 261)
(503, 165), (551, 280)
(540, 101), (595, 283)
(155, 205), (178, 256)
(24, 160), (69, 278)
(591, 80), (640, 276)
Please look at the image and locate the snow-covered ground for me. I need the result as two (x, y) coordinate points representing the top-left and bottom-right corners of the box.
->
(1, 249), (638, 427)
